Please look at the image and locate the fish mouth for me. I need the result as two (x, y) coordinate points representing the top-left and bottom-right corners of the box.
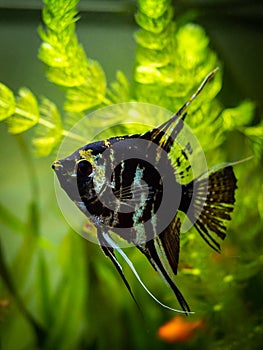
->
(52, 160), (63, 171)
(52, 159), (82, 202)
(52, 160), (71, 178)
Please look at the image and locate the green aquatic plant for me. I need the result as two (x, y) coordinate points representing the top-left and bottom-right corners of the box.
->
(0, 0), (261, 159)
(0, 0), (262, 349)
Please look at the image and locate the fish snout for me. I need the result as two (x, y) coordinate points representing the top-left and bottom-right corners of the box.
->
(52, 160), (63, 171)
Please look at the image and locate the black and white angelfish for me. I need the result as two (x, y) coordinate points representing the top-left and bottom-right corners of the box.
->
(52, 69), (237, 313)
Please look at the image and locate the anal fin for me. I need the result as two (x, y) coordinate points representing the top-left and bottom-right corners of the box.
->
(157, 215), (181, 275)
(143, 239), (191, 313)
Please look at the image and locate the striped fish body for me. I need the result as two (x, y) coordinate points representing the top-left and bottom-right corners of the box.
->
(52, 70), (237, 313)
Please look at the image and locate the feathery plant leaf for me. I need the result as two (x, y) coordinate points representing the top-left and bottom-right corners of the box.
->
(64, 60), (106, 112)
(104, 71), (131, 105)
(133, 0), (223, 154)
(0, 84), (62, 153)
(0, 82), (86, 156)
(0, 0), (259, 158)
(136, 0), (173, 32)
(33, 98), (63, 157)
(134, 1), (221, 111)
(39, 0), (106, 113)
(222, 101), (255, 130)
(0, 83), (16, 121)
(242, 121), (263, 161)
(137, 0), (170, 19)
(221, 101), (263, 160)
(39, 0), (83, 73)
(8, 88), (39, 134)
(133, 0), (258, 154)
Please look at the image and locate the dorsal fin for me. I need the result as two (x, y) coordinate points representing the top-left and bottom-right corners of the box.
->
(140, 68), (218, 153)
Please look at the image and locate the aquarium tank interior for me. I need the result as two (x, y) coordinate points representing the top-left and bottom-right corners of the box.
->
(0, 0), (262, 349)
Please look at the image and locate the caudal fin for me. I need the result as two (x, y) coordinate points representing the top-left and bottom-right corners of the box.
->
(188, 166), (237, 252)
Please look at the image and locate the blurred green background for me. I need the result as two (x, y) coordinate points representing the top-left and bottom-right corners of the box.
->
(0, 1), (262, 349)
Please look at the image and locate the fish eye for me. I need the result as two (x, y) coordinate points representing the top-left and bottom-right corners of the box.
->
(77, 160), (93, 177)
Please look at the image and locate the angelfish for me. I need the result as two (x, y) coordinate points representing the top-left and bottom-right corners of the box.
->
(52, 70), (237, 313)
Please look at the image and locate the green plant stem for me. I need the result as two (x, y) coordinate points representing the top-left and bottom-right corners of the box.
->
(16, 135), (39, 199)
(62, 129), (87, 143)
(15, 107), (86, 143)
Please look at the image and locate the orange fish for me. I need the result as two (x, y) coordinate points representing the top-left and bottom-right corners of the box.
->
(158, 315), (204, 343)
